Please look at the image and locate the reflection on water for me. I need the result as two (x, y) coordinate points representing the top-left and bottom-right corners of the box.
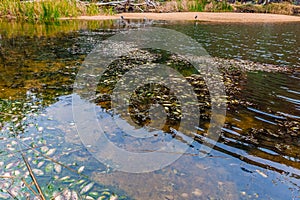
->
(159, 22), (300, 68)
(0, 20), (299, 199)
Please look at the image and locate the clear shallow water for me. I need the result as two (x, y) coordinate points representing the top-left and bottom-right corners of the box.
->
(0, 20), (299, 199)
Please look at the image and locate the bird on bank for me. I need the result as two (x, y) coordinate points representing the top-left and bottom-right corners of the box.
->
(195, 15), (198, 20)
(119, 15), (129, 27)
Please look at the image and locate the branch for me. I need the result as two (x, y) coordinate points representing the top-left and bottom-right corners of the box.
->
(21, 153), (46, 200)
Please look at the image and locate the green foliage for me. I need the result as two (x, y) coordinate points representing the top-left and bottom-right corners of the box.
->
(0, 0), (85, 22)
(87, 4), (100, 16)
(212, 1), (233, 12)
(234, 2), (295, 15)
(102, 6), (115, 15)
(41, 1), (60, 22)
(176, 0), (184, 11)
(188, 0), (208, 11)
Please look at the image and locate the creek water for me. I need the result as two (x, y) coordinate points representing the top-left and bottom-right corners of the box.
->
(0, 20), (299, 199)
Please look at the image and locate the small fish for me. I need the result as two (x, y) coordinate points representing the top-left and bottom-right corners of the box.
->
(54, 195), (64, 200)
(80, 182), (95, 194)
(54, 164), (62, 174)
(37, 161), (45, 168)
(62, 189), (72, 200)
(45, 148), (56, 156)
(78, 166), (85, 174)
(110, 195), (118, 200)
(5, 162), (14, 169)
(71, 191), (79, 200)
(256, 169), (268, 178)
(32, 169), (44, 176)
(40, 146), (49, 153)
(60, 176), (70, 181)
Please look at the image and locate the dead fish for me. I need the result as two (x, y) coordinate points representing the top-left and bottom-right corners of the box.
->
(45, 148), (56, 156)
(71, 191), (79, 200)
(256, 169), (268, 178)
(37, 161), (45, 168)
(78, 166), (85, 174)
(59, 176), (70, 181)
(80, 182), (94, 194)
(62, 189), (72, 200)
(5, 162), (14, 169)
(40, 146), (49, 153)
(54, 164), (62, 174)
(110, 195), (118, 200)
(32, 169), (44, 176)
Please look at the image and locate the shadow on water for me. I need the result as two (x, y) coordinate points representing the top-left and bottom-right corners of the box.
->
(0, 20), (299, 199)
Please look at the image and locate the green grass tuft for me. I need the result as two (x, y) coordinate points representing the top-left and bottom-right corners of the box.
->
(0, 0), (98, 22)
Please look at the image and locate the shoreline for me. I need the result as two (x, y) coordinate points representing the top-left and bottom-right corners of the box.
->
(65, 12), (300, 23)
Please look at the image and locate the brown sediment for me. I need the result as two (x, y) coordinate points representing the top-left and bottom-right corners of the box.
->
(68, 12), (300, 23)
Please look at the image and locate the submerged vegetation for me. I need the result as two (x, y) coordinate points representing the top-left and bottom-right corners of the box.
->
(0, 19), (299, 199)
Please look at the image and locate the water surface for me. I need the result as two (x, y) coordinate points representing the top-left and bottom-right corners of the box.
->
(0, 20), (299, 199)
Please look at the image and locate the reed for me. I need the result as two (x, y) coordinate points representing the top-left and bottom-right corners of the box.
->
(0, 0), (101, 22)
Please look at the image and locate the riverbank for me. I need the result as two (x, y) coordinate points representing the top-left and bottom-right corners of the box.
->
(68, 12), (300, 23)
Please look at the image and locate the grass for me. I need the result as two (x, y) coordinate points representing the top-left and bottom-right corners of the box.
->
(101, 6), (116, 15)
(188, 0), (208, 12)
(213, 1), (233, 12)
(0, 0), (297, 22)
(234, 2), (297, 15)
(0, 0), (101, 22)
(158, 0), (233, 12)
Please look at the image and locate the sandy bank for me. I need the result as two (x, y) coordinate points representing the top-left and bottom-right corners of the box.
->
(70, 12), (300, 23)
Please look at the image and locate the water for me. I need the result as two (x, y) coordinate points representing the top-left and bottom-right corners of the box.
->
(160, 22), (300, 68)
(0, 20), (299, 199)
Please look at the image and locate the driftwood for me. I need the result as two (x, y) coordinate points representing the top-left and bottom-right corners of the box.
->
(20, 0), (158, 13)
(83, 0), (158, 12)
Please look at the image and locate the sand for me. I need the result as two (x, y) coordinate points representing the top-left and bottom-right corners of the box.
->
(71, 12), (300, 23)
